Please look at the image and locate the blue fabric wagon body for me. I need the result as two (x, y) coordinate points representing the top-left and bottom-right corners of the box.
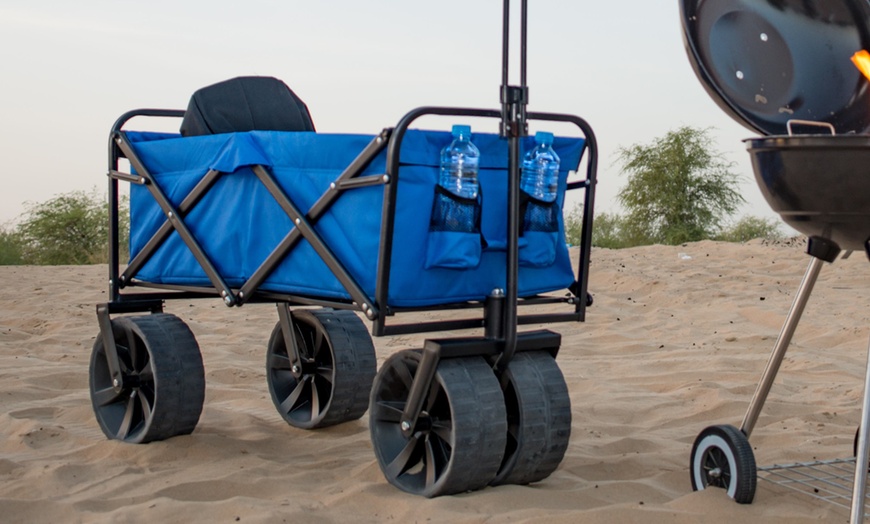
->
(127, 129), (584, 307)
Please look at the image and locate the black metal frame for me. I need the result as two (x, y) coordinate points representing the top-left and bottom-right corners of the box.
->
(96, 0), (598, 430)
(101, 108), (597, 328)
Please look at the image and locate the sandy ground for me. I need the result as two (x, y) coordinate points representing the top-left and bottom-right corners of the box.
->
(2, 239), (870, 523)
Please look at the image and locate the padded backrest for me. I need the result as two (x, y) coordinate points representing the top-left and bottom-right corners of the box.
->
(180, 76), (315, 136)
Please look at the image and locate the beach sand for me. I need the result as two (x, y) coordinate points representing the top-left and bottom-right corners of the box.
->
(2, 239), (869, 522)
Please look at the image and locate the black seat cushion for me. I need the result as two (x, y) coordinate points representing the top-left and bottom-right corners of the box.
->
(180, 76), (315, 136)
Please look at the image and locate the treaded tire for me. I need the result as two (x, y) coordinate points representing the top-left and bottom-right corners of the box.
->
(266, 309), (376, 429)
(690, 424), (757, 504)
(491, 351), (572, 486)
(89, 314), (205, 443)
(369, 350), (508, 497)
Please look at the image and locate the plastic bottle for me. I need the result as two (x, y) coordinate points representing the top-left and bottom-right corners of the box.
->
(521, 131), (560, 202)
(439, 125), (480, 199)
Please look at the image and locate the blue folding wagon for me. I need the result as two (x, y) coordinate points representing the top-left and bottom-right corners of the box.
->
(90, 1), (598, 497)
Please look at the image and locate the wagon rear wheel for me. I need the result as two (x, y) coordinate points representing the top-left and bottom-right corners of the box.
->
(491, 351), (572, 486)
(266, 309), (376, 429)
(89, 314), (205, 443)
(369, 350), (507, 497)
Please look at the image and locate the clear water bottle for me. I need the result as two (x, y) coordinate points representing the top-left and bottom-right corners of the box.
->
(439, 125), (480, 199)
(521, 131), (560, 202)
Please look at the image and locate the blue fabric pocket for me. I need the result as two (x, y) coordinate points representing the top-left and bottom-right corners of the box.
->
(425, 186), (484, 269)
(519, 193), (560, 268)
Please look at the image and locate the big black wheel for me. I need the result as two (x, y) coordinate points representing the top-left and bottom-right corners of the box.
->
(690, 424), (757, 504)
(89, 314), (205, 443)
(266, 309), (376, 429)
(369, 350), (508, 497)
(491, 351), (572, 486)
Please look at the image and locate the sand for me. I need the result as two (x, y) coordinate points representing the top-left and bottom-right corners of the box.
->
(2, 239), (870, 523)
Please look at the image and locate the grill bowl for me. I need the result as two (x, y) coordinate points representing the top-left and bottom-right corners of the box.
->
(746, 134), (870, 251)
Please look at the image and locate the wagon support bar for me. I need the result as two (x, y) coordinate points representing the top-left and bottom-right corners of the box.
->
(114, 135), (238, 305)
(238, 130), (392, 309)
(248, 164), (380, 318)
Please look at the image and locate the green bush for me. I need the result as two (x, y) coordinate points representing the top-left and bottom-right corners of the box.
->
(715, 215), (784, 243)
(0, 226), (24, 265)
(616, 126), (744, 245)
(563, 205), (638, 249)
(590, 212), (631, 249)
(7, 189), (129, 265)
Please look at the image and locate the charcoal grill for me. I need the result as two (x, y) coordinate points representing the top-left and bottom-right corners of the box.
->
(680, 0), (870, 521)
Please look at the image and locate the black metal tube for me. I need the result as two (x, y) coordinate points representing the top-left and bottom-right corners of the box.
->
(499, 134), (521, 368)
(96, 303), (124, 390)
(251, 165), (377, 318)
(527, 111), (599, 320)
(400, 344), (441, 437)
(108, 135), (121, 303)
(276, 303), (303, 379)
(116, 137), (237, 305)
(239, 131), (390, 303)
(502, 0), (510, 89)
(107, 108), (184, 303)
(519, 0), (528, 126)
(122, 168), (223, 286)
(110, 108), (186, 134)
(484, 290), (506, 339)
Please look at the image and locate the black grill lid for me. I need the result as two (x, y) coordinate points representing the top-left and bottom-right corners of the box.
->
(680, 0), (870, 136)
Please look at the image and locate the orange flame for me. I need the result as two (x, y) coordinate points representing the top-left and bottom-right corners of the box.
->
(851, 50), (870, 81)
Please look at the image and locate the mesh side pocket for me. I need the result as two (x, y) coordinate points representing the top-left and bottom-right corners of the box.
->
(519, 193), (560, 268)
(425, 186), (483, 269)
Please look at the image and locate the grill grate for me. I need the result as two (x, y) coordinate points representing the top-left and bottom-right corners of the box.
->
(759, 458), (868, 517)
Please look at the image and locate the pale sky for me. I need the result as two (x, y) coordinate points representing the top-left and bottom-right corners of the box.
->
(0, 1), (782, 229)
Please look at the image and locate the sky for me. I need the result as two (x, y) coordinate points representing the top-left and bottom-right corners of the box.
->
(0, 1), (784, 230)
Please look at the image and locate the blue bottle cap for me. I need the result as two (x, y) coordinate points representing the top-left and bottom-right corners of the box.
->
(452, 124), (471, 137)
(535, 131), (554, 144)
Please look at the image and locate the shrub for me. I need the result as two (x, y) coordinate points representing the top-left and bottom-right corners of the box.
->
(13, 189), (129, 265)
(716, 215), (784, 243)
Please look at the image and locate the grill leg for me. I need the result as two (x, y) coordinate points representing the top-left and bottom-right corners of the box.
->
(850, 337), (870, 523)
(740, 255), (825, 438)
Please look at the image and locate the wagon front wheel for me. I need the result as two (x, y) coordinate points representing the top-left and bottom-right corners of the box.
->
(690, 424), (756, 504)
(491, 351), (572, 486)
(369, 350), (507, 497)
(89, 313), (205, 443)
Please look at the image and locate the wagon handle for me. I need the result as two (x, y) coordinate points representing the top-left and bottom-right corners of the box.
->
(786, 119), (836, 136)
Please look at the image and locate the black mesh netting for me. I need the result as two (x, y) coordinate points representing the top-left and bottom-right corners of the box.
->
(523, 198), (559, 233)
(429, 189), (481, 234)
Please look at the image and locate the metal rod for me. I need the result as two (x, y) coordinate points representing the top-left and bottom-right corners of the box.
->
(106, 108), (184, 303)
(502, 0), (510, 89)
(852, 238), (870, 523)
(122, 168), (223, 286)
(116, 136), (237, 305)
(520, 0), (527, 86)
(251, 165), (377, 318)
(499, 133), (521, 368)
(519, 0), (528, 125)
(276, 303), (303, 379)
(850, 333), (870, 523)
(108, 136), (121, 303)
(484, 289), (506, 339)
(240, 131), (389, 302)
(740, 255), (825, 437)
(400, 344), (440, 436)
(96, 304), (123, 390)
